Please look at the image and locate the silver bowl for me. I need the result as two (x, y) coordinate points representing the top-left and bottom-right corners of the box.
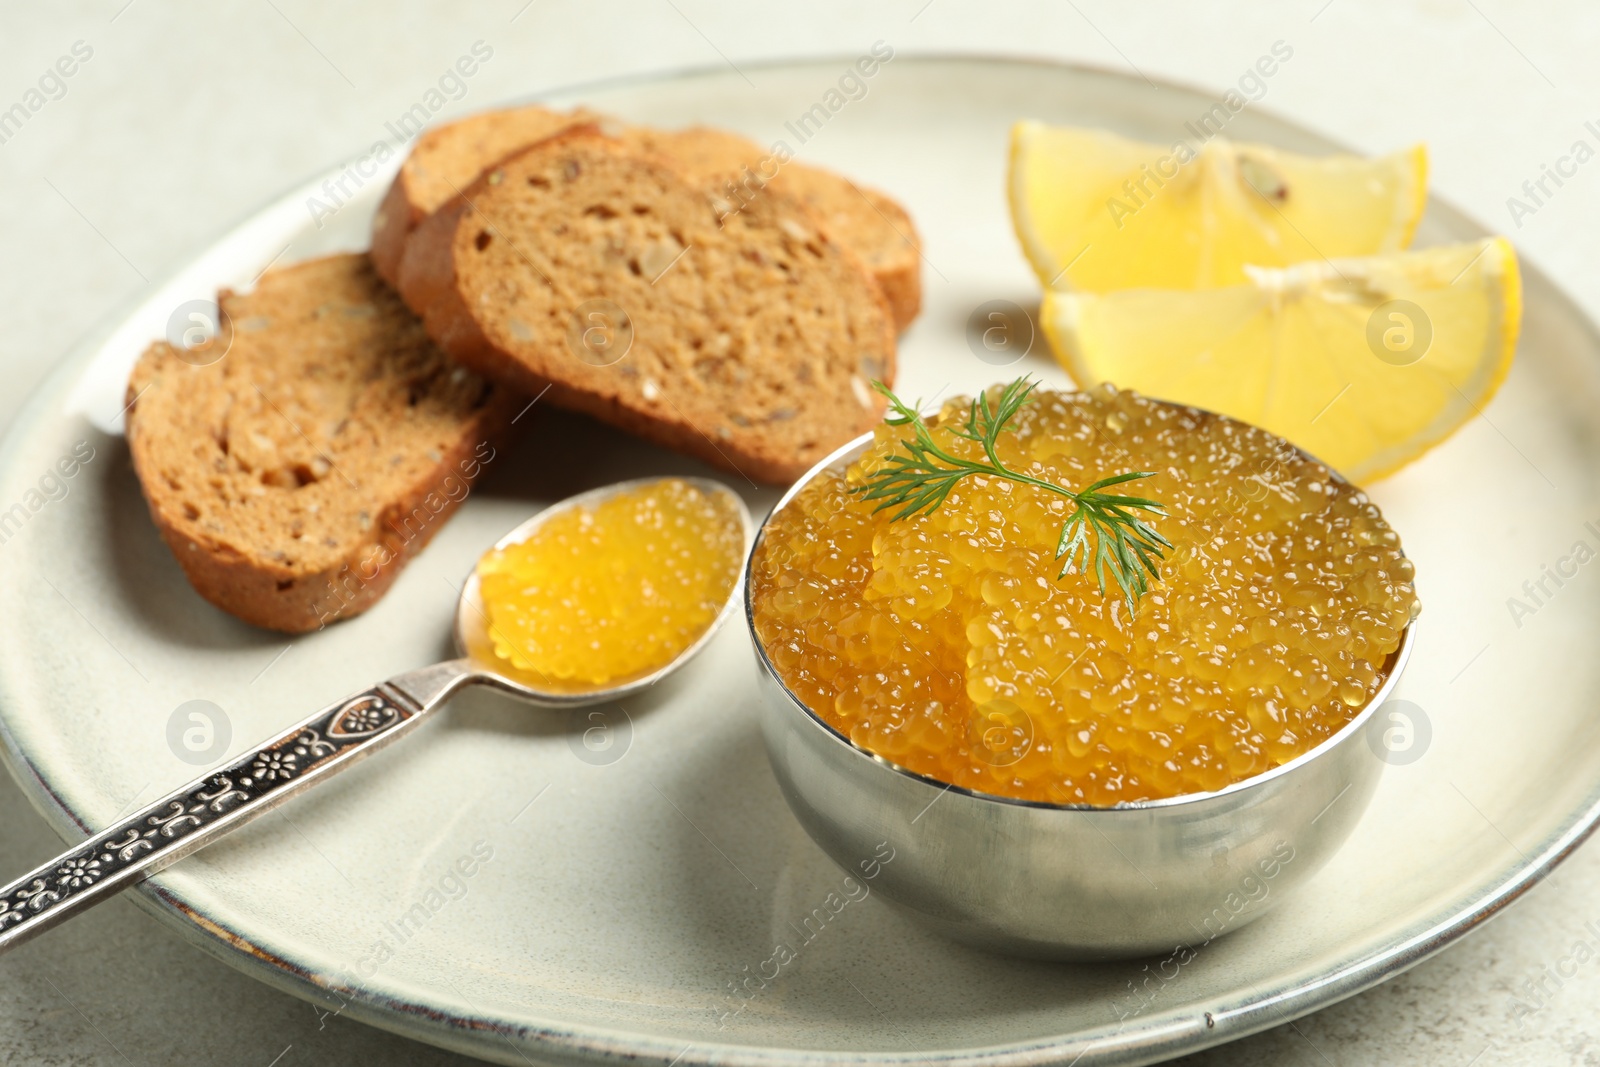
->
(745, 432), (1415, 961)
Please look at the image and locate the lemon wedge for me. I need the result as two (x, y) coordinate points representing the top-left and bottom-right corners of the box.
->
(1009, 121), (1429, 291)
(1041, 238), (1522, 481)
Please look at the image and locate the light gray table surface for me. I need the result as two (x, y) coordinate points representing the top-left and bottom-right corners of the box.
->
(3, 2), (1598, 1063)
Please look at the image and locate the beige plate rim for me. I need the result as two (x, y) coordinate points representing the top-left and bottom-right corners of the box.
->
(0, 52), (1595, 1067)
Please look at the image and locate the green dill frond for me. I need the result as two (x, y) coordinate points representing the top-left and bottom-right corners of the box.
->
(852, 377), (1168, 613)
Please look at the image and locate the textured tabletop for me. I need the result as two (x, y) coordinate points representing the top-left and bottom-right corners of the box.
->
(2, 2), (1597, 1063)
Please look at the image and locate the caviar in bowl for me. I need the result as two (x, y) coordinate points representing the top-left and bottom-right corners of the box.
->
(745, 385), (1417, 959)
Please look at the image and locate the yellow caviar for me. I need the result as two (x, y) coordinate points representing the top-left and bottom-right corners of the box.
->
(750, 385), (1419, 805)
(478, 479), (743, 687)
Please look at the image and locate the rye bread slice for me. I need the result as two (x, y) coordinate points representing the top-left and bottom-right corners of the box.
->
(126, 253), (521, 633)
(771, 168), (922, 332)
(371, 106), (923, 329)
(395, 128), (895, 485)
(637, 126), (923, 330)
(371, 104), (598, 287)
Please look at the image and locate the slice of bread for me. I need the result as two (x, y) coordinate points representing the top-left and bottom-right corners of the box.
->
(371, 104), (598, 288)
(396, 127), (895, 485)
(371, 106), (923, 330)
(769, 167), (922, 333)
(126, 253), (522, 633)
(637, 126), (923, 330)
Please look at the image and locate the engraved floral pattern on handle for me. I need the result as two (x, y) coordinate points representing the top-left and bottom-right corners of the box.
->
(56, 856), (102, 889)
(0, 685), (420, 950)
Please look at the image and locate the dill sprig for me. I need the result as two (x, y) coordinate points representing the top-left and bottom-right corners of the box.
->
(852, 377), (1171, 613)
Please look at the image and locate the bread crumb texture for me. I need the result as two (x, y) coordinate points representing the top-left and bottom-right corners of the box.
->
(126, 253), (518, 631)
(411, 131), (896, 484)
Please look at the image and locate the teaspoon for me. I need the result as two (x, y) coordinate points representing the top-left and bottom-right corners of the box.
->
(0, 476), (751, 954)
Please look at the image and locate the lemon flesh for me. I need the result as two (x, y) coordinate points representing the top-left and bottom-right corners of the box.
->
(1010, 121), (1428, 292)
(1042, 238), (1522, 482)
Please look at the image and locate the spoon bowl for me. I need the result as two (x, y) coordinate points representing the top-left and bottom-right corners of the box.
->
(454, 476), (754, 707)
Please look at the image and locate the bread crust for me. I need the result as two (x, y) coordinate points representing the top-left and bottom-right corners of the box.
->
(396, 129), (895, 485)
(370, 175), (420, 290)
(857, 189), (923, 331)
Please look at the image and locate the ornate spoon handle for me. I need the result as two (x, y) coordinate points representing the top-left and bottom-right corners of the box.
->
(0, 660), (475, 955)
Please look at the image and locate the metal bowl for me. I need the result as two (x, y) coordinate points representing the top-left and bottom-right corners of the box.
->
(744, 431), (1415, 961)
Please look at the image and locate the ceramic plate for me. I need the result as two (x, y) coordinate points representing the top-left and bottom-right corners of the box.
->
(2, 56), (1598, 1067)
